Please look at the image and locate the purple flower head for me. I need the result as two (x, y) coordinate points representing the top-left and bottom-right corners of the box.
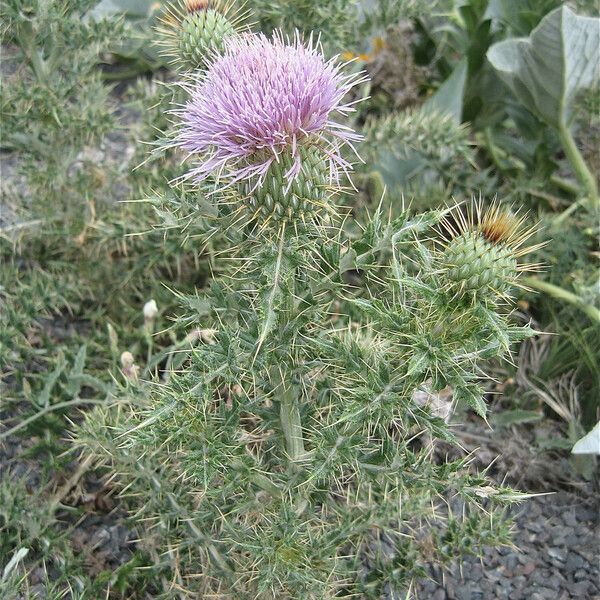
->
(176, 31), (365, 190)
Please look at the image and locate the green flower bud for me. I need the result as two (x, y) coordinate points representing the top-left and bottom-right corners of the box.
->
(443, 231), (518, 296)
(439, 201), (541, 299)
(157, 0), (248, 71)
(244, 146), (331, 225)
(177, 9), (235, 70)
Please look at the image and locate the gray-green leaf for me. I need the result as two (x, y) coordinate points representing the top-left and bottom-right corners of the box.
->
(487, 6), (599, 128)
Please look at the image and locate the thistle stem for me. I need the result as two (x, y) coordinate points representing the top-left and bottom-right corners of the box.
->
(557, 121), (599, 210)
(278, 373), (306, 462)
(273, 227), (306, 463)
(522, 277), (600, 324)
(0, 398), (104, 441)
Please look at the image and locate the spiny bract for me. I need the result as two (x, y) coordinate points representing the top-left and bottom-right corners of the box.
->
(178, 9), (235, 68)
(244, 146), (330, 223)
(443, 231), (518, 295)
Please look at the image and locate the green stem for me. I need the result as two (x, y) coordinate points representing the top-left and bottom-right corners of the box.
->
(271, 229), (306, 463)
(0, 398), (105, 441)
(558, 122), (599, 209)
(145, 331), (154, 370)
(278, 372), (306, 462)
(250, 471), (284, 498)
(552, 196), (587, 226)
(484, 127), (508, 173)
(550, 175), (581, 197)
(522, 277), (600, 324)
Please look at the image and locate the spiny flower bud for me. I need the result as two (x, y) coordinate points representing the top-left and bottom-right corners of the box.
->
(157, 0), (248, 71)
(439, 201), (542, 300)
(176, 32), (366, 227)
(245, 146), (330, 223)
(443, 232), (518, 295)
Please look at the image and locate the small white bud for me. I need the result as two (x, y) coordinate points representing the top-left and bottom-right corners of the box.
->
(184, 327), (217, 345)
(120, 351), (135, 369)
(185, 328), (202, 344)
(200, 328), (217, 345)
(143, 299), (158, 322)
(120, 351), (139, 381)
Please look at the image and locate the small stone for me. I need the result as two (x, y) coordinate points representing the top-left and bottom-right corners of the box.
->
(569, 581), (591, 596)
(564, 551), (585, 573)
(518, 561), (537, 576)
(562, 510), (578, 527)
(574, 568), (587, 581)
(547, 547), (567, 562)
(547, 574), (565, 588)
(505, 554), (518, 571)
(485, 568), (503, 581)
(576, 507), (597, 522)
(532, 587), (560, 599)
(453, 583), (472, 600)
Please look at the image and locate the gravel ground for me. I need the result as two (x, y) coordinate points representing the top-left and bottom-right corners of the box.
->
(414, 488), (599, 600)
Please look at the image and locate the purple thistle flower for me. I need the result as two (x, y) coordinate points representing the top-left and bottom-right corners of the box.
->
(176, 31), (365, 190)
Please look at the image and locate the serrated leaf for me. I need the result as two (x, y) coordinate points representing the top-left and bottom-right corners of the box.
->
(455, 384), (487, 418)
(65, 345), (87, 397)
(36, 359), (66, 409)
(487, 6), (599, 128)
(339, 248), (357, 275)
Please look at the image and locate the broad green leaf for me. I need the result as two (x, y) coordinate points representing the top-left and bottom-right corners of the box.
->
(572, 422), (600, 455)
(487, 6), (600, 128)
(91, 0), (157, 19)
(423, 58), (468, 123)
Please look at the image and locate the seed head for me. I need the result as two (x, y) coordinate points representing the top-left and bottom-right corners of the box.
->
(120, 351), (139, 381)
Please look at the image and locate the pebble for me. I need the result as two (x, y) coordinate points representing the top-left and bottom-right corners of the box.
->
(564, 550), (585, 573)
(547, 546), (567, 562)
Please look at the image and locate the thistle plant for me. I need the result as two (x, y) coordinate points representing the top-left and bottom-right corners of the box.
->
(77, 30), (540, 598)
(0, 0), (123, 214)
